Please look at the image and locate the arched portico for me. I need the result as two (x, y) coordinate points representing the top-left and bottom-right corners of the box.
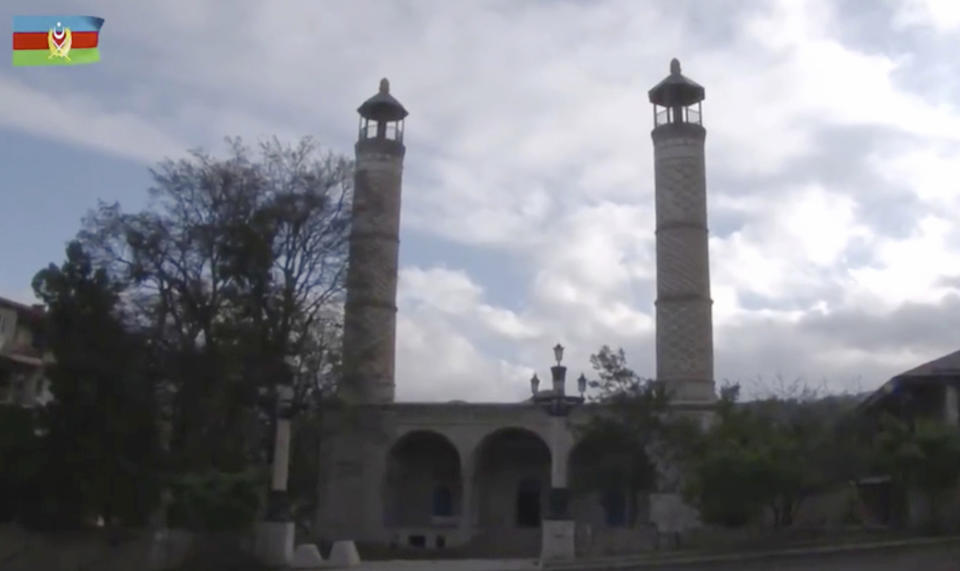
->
(472, 427), (551, 530)
(382, 430), (462, 528)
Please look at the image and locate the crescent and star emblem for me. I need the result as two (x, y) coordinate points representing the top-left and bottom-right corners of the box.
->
(47, 21), (72, 61)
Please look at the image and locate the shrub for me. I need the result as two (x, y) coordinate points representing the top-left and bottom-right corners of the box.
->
(167, 469), (262, 531)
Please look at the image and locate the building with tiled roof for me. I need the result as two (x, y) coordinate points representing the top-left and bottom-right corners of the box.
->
(0, 296), (52, 407)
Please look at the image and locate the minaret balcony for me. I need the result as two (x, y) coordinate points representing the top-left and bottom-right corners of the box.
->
(654, 104), (702, 127)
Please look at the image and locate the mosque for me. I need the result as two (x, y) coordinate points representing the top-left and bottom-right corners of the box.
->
(312, 59), (717, 560)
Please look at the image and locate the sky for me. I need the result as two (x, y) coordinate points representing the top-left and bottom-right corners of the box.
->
(3, 0), (960, 402)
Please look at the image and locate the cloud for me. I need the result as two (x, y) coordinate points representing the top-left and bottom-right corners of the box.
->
(396, 309), (534, 402)
(0, 76), (187, 164)
(893, 0), (960, 32)
(396, 267), (537, 402)
(7, 0), (960, 402)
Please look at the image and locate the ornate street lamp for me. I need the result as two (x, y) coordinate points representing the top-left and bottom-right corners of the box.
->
(531, 343), (586, 416)
(529, 344), (585, 562)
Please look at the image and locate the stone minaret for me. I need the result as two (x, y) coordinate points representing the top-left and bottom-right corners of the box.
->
(340, 78), (408, 404)
(649, 59), (715, 403)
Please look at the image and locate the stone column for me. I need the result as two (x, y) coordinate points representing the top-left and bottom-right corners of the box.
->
(458, 452), (475, 546)
(255, 388), (296, 567)
(272, 416), (292, 490)
(653, 123), (715, 404)
(541, 413), (575, 562)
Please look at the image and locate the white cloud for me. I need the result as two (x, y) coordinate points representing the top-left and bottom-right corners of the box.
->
(869, 145), (960, 213)
(399, 267), (483, 314)
(0, 77), (186, 164)
(396, 310), (533, 402)
(848, 216), (960, 308)
(7, 0), (960, 400)
(893, 0), (960, 32)
(395, 268), (536, 401)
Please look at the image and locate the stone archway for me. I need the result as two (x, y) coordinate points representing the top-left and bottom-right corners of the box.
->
(473, 427), (551, 530)
(382, 430), (462, 527)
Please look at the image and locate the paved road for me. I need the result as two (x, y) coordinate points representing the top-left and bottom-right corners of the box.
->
(639, 543), (960, 570)
(350, 539), (960, 570)
(556, 539), (960, 571)
(353, 559), (539, 570)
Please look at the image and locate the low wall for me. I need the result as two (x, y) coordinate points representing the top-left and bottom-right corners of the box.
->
(575, 525), (659, 557)
(545, 535), (960, 570)
(0, 525), (257, 571)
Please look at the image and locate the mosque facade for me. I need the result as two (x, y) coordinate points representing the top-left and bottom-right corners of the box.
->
(314, 60), (716, 560)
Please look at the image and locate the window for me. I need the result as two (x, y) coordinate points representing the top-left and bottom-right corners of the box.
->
(602, 489), (627, 527)
(516, 478), (542, 528)
(432, 485), (453, 517)
(0, 312), (8, 347)
(31, 327), (46, 350)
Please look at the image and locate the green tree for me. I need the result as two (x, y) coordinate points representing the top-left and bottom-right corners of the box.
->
(680, 385), (765, 526)
(571, 346), (669, 526)
(0, 405), (43, 523)
(80, 137), (351, 477)
(683, 384), (861, 528)
(872, 413), (960, 530)
(28, 241), (162, 529)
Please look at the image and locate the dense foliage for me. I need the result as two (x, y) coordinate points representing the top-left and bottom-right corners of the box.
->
(167, 469), (262, 531)
(870, 413), (960, 529)
(571, 346), (669, 526)
(0, 405), (43, 523)
(576, 348), (960, 532)
(679, 385), (862, 528)
(19, 242), (162, 529)
(7, 137), (350, 530)
(80, 137), (350, 474)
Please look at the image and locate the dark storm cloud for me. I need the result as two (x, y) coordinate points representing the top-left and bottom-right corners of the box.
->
(717, 292), (960, 395)
(800, 293), (960, 353)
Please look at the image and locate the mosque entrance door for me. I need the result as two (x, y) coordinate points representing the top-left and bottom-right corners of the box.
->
(516, 478), (542, 528)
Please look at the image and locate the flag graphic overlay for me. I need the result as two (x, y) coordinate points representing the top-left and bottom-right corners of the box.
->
(12, 15), (105, 66)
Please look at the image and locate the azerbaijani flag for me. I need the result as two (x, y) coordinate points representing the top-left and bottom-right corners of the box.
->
(12, 15), (105, 66)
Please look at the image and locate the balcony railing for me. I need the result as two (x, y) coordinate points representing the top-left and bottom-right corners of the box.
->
(654, 105), (702, 127)
(358, 119), (404, 142)
(655, 109), (670, 127)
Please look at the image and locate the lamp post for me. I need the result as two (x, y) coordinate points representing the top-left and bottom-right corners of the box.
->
(530, 343), (587, 415)
(267, 382), (295, 519)
(530, 343), (587, 562)
(255, 381), (297, 567)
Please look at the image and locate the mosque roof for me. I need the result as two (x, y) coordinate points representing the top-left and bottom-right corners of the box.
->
(648, 58), (705, 107)
(358, 78), (408, 122)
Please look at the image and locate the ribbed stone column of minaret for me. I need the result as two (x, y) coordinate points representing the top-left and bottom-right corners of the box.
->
(649, 59), (717, 404)
(340, 78), (408, 405)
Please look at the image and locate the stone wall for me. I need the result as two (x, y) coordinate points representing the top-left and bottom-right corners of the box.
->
(313, 402), (716, 557)
(0, 525), (187, 571)
(314, 403), (577, 553)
